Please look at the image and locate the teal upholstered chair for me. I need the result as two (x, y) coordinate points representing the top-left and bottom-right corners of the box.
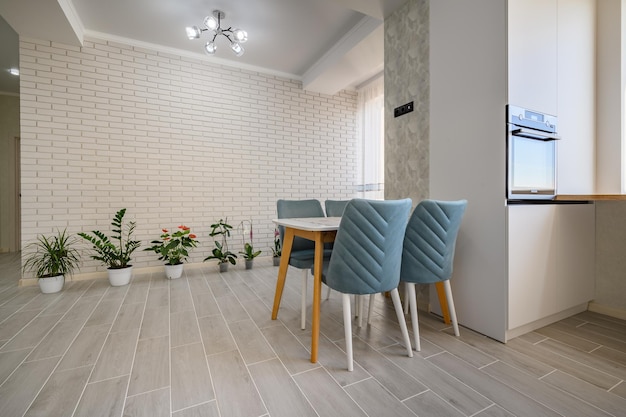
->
(320, 198), (413, 371)
(276, 199), (331, 330)
(324, 199), (350, 217)
(401, 199), (467, 351)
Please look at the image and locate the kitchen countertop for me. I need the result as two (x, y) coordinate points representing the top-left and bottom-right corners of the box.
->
(555, 195), (626, 201)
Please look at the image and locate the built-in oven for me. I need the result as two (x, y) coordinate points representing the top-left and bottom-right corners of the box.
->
(506, 105), (559, 201)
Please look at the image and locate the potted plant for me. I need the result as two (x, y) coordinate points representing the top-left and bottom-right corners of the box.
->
(238, 220), (261, 269)
(22, 229), (81, 293)
(271, 228), (281, 266)
(204, 218), (237, 272)
(144, 225), (199, 279)
(78, 208), (141, 286)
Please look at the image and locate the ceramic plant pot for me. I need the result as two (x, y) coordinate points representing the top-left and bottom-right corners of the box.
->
(273, 257), (280, 266)
(107, 266), (132, 286)
(165, 263), (184, 279)
(245, 259), (254, 270)
(219, 262), (229, 273)
(38, 274), (64, 293)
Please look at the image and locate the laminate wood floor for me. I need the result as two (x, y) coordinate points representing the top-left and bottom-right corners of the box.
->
(0, 252), (625, 417)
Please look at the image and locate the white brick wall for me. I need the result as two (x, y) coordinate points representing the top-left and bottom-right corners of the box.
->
(20, 37), (358, 273)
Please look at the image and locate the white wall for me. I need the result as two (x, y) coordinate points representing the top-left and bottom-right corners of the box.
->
(19, 37), (358, 274)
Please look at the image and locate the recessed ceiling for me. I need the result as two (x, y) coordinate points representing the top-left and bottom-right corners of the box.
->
(0, 0), (406, 96)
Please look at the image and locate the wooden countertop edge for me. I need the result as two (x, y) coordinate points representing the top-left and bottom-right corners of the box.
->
(555, 194), (626, 201)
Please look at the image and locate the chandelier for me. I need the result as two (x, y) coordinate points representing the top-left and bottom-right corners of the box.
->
(186, 10), (248, 57)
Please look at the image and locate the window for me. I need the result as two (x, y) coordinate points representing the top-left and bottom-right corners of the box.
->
(356, 76), (384, 199)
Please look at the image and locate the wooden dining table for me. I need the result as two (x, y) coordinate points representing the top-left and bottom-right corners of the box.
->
(270, 215), (452, 363)
(271, 216), (340, 363)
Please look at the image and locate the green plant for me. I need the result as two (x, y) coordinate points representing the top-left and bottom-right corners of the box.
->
(144, 225), (199, 265)
(78, 208), (141, 269)
(240, 242), (261, 260)
(22, 229), (81, 278)
(238, 220), (261, 260)
(204, 219), (237, 265)
(271, 228), (281, 257)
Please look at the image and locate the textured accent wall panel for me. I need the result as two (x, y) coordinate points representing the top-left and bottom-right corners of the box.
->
(384, 0), (429, 204)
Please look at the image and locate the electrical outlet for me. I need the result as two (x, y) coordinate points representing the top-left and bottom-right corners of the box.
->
(394, 101), (414, 118)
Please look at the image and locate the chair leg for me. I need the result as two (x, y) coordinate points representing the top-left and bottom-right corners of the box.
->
(406, 282), (421, 351)
(342, 293), (354, 371)
(325, 285), (331, 300)
(443, 280), (460, 336)
(367, 293), (375, 325)
(301, 269), (307, 330)
(404, 289), (409, 314)
(390, 288), (413, 358)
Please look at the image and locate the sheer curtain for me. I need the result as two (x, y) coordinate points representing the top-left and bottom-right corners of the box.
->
(356, 75), (384, 199)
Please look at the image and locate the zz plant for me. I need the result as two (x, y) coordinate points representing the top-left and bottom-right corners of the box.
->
(78, 208), (141, 269)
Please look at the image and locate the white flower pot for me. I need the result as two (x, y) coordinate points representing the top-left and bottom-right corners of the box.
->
(107, 266), (132, 286)
(164, 263), (184, 279)
(38, 274), (64, 293)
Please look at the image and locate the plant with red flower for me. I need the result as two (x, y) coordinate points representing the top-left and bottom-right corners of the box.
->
(145, 225), (199, 265)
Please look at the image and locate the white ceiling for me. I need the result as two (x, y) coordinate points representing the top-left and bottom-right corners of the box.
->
(0, 0), (405, 96)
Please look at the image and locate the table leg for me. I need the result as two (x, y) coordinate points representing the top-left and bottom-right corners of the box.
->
(435, 281), (451, 324)
(272, 228), (295, 320)
(310, 231), (324, 363)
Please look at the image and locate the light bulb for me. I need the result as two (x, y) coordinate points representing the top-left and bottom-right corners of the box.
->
(205, 41), (217, 55)
(204, 15), (218, 31)
(230, 42), (244, 57)
(186, 26), (201, 40)
(232, 29), (248, 43)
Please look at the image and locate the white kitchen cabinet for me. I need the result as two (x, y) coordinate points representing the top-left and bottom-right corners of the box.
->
(508, 203), (595, 333)
(508, 0), (558, 115)
(508, 204), (558, 329)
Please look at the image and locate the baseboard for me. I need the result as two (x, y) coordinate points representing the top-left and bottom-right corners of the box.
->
(588, 302), (626, 321)
(505, 303), (588, 341)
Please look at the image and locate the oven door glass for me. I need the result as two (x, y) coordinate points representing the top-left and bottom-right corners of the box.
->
(508, 135), (556, 198)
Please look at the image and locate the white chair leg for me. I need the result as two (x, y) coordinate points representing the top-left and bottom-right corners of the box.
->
(367, 293), (375, 324)
(390, 288), (413, 358)
(342, 293), (354, 371)
(443, 280), (460, 336)
(404, 289), (409, 314)
(325, 285), (331, 300)
(357, 295), (363, 328)
(301, 269), (307, 330)
(406, 282), (421, 351)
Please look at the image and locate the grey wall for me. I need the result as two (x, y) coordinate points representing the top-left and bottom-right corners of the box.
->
(595, 201), (626, 315)
(0, 94), (20, 252)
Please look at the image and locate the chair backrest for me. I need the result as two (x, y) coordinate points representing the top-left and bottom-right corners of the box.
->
(325, 198), (412, 294)
(276, 199), (325, 252)
(401, 199), (467, 284)
(325, 199), (350, 217)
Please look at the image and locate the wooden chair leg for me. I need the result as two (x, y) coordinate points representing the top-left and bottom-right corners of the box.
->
(301, 269), (307, 330)
(390, 288), (413, 358)
(435, 281), (451, 324)
(406, 282), (421, 351)
(443, 280), (460, 336)
(342, 293), (354, 371)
